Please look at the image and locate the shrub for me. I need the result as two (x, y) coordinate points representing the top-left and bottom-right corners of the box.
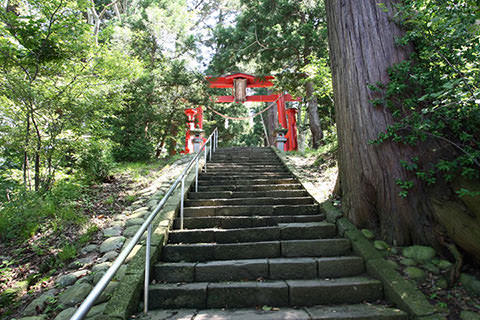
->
(77, 139), (115, 183)
(0, 180), (84, 242)
(57, 244), (77, 262)
(111, 136), (154, 162)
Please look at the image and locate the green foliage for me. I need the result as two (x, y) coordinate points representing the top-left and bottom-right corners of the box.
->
(372, 0), (480, 196)
(0, 180), (85, 242)
(57, 244), (77, 263)
(208, 0), (333, 149)
(78, 224), (100, 246)
(77, 139), (115, 183)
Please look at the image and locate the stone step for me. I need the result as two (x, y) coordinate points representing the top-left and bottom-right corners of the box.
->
(205, 163), (284, 168)
(148, 277), (382, 309)
(154, 256), (364, 283)
(209, 156), (282, 165)
(198, 178), (297, 185)
(211, 155), (278, 159)
(185, 197), (314, 207)
(145, 305), (407, 319)
(203, 169), (286, 173)
(205, 166), (286, 172)
(198, 183), (304, 192)
(173, 214), (326, 229)
(183, 204), (320, 217)
(198, 178), (296, 186)
(161, 239), (351, 262)
(199, 173), (293, 180)
(168, 222), (336, 244)
(188, 190), (310, 199)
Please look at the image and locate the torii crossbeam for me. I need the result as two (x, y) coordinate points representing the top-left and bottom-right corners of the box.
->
(207, 73), (300, 151)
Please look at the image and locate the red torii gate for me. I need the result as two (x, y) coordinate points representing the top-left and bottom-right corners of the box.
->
(183, 73), (299, 153)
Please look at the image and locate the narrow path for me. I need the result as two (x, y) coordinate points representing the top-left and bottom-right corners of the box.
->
(141, 147), (406, 319)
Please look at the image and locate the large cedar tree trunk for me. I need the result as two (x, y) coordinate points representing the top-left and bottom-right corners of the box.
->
(325, 0), (480, 263)
(325, 0), (433, 245)
(264, 99), (277, 146)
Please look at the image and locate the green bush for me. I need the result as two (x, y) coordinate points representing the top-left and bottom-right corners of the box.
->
(77, 139), (115, 183)
(371, 0), (480, 196)
(0, 180), (85, 242)
(57, 244), (77, 262)
(111, 136), (154, 162)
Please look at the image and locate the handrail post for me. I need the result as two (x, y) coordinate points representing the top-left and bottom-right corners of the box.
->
(180, 176), (185, 230)
(195, 157), (199, 192)
(143, 224), (152, 314)
(204, 144), (207, 173)
(213, 130), (217, 153)
(209, 139), (212, 160)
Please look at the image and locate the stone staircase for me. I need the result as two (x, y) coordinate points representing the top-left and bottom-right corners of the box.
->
(147, 147), (407, 319)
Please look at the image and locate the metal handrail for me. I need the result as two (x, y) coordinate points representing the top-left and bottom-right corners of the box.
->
(70, 128), (218, 320)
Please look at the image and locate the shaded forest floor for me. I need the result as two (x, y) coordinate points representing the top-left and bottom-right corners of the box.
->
(0, 157), (179, 319)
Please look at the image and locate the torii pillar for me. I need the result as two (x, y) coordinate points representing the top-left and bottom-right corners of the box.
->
(195, 106), (203, 129)
(183, 108), (197, 154)
(183, 106), (204, 154)
(286, 107), (298, 151)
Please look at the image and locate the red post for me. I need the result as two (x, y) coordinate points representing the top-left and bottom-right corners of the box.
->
(195, 106), (203, 129)
(286, 107), (298, 151)
(276, 94), (288, 129)
(183, 108), (197, 154)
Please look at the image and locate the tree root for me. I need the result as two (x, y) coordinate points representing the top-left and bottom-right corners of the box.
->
(445, 242), (463, 287)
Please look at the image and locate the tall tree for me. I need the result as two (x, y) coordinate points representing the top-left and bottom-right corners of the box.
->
(325, 0), (421, 242)
(325, 0), (480, 264)
(209, 0), (329, 148)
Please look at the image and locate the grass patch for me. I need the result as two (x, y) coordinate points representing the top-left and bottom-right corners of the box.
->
(113, 155), (182, 179)
(57, 244), (77, 263)
(0, 180), (86, 242)
(78, 224), (100, 246)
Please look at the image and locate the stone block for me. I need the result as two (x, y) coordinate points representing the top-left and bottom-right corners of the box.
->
(207, 282), (257, 309)
(148, 283), (207, 309)
(215, 227), (279, 243)
(336, 217), (356, 236)
(279, 222), (336, 240)
(195, 259), (268, 282)
(287, 277), (382, 306)
(366, 258), (436, 317)
(306, 304), (408, 320)
(273, 204), (318, 216)
(168, 230), (215, 244)
(214, 241), (280, 260)
(316, 256), (365, 278)
(269, 258), (317, 280)
(207, 281), (288, 308)
(162, 243), (215, 262)
(154, 262), (195, 283)
(104, 269), (143, 319)
(194, 308), (310, 320)
(345, 230), (383, 261)
(58, 282), (93, 307)
(281, 239), (350, 257)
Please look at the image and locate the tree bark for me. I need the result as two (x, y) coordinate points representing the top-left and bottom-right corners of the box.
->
(264, 98), (277, 146)
(326, 0), (480, 262)
(31, 113), (42, 191)
(325, 0), (431, 245)
(23, 113), (30, 188)
(305, 81), (323, 149)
